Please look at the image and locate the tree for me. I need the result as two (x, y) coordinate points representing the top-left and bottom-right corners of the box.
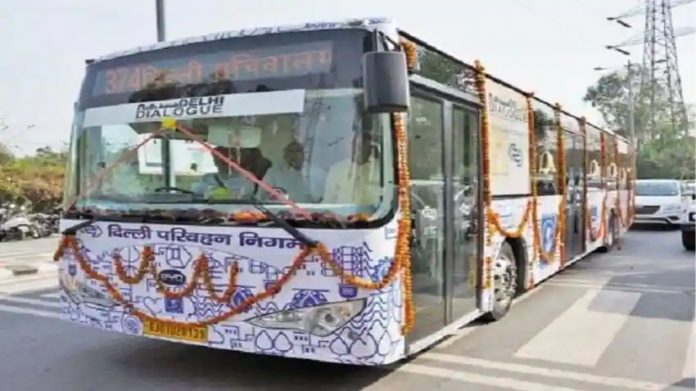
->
(0, 142), (13, 166)
(0, 146), (67, 210)
(584, 66), (695, 179)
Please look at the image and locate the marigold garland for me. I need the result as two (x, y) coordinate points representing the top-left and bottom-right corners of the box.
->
(473, 61), (494, 290)
(474, 61), (568, 289)
(586, 195), (607, 242)
(53, 111), (416, 334)
(612, 142), (634, 229)
(554, 104), (568, 266)
(526, 94), (538, 288)
(400, 39), (418, 70)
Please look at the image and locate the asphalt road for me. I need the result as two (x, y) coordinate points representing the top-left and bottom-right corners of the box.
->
(0, 236), (59, 271)
(0, 229), (693, 391)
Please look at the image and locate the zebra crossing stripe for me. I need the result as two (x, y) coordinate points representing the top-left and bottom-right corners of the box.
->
(395, 363), (577, 391)
(0, 294), (62, 308)
(514, 289), (641, 367)
(0, 303), (62, 319)
(420, 352), (668, 391)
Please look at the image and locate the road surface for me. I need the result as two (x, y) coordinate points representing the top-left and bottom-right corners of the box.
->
(0, 230), (693, 390)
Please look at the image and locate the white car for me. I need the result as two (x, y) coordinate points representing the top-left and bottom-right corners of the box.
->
(634, 179), (687, 227)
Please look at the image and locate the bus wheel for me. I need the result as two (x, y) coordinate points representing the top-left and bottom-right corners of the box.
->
(683, 231), (695, 251)
(484, 242), (517, 321)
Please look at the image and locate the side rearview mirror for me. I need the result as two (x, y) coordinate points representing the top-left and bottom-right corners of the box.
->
(363, 51), (410, 113)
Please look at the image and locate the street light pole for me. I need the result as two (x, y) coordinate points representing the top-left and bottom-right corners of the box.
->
(156, 0), (166, 42)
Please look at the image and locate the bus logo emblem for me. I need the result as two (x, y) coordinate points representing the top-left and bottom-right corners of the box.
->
(508, 143), (523, 167)
(158, 270), (186, 286)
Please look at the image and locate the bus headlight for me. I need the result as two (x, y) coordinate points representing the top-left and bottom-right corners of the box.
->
(247, 299), (366, 337)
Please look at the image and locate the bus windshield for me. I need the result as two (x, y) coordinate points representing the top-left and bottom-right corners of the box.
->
(635, 181), (679, 196)
(65, 30), (396, 221)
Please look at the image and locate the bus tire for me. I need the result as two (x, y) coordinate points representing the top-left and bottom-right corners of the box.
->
(483, 242), (517, 321)
(683, 231), (695, 251)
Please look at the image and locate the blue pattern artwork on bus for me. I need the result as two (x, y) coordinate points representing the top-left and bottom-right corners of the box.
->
(57, 221), (404, 365)
(590, 206), (599, 234)
(541, 214), (557, 256)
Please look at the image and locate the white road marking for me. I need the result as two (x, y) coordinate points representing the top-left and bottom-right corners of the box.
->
(514, 289), (641, 367)
(40, 292), (60, 299)
(0, 294), (61, 308)
(0, 251), (55, 260)
(546, 279), (692, 295)
(0, 303), (63, 320)
(421, 352), (669, 391)
(395, 363), (580, 391)
(0, 274), (59, 294)
(683, 322), (695, 379)
(436, 285), (546, 349)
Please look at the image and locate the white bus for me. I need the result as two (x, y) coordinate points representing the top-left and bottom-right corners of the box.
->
(55, 17), (635, 365)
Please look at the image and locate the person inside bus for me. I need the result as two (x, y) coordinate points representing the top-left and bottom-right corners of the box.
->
(259, 138), (314, 203)
(192, 124), (271, 200)
(322, 130), (381, 206)
(191, 146), (251, 200)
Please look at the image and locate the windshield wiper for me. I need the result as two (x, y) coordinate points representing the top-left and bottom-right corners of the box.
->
(61, 209), (98, 236)
(249, 195), (318, 248)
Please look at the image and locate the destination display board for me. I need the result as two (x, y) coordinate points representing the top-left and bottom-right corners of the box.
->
(91, 41), (333, 97)
(78, 29), (371, 109)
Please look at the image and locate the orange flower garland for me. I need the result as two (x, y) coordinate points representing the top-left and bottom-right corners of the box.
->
(487, 201), (533, 240)
(473, 61), (494, 290)
(612, 142), (634, 229)
(474, 61), (570, 290)
(526, 94), (538, 288)
(554, 104), (568, 266)
(586, 194), (607, 242)
(53, 110), (416, 334)
(399, 38), (418, 71)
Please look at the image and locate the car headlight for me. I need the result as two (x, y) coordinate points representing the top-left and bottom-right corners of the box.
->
(247, 299), (366, 337)
(663, 204), (682, 211)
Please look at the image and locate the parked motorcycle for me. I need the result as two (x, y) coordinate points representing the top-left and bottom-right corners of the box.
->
(0, 203), (42, 241)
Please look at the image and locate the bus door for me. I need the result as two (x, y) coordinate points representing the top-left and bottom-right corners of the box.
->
(406, 91), (447, 343)
(449, 104), (480, 319)
(405, 85), (481, 344)
(565, 132), (585, 260)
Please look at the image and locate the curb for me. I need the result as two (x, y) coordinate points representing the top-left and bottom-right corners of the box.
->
(0, 262), (58, 282)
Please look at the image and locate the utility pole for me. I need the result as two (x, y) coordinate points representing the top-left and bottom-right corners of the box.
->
(156, 0), (166, 42)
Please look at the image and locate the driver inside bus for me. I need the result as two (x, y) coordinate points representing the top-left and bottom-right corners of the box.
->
(192, 123), (269, 200)
(322, 130), (381, 206)
(259, 138), (314, 203)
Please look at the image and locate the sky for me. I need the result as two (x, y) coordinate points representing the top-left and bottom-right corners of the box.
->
(0, 0), (694, 156)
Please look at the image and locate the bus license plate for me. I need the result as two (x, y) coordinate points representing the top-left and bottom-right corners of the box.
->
(142, 319), (208, 343)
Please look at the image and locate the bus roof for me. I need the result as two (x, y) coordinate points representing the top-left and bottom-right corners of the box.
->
(396, 30), (625, 142)
(88, 16), (627, 143)
(91, 17), (396, 63)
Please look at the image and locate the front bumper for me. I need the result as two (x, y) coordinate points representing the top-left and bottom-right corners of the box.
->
(681, 222), (695, 232)
(634, 214), (682, 225)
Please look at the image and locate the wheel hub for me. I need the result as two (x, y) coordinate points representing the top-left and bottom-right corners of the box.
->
(492, 254), (517, 308)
